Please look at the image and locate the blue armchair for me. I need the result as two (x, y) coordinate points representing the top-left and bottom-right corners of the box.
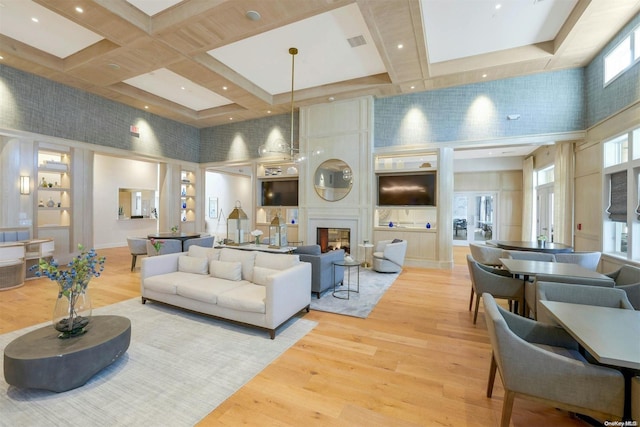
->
(293, 245), (345, 298)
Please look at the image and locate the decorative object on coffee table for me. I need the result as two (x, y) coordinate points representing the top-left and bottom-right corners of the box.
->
(32, 244), (106, 338)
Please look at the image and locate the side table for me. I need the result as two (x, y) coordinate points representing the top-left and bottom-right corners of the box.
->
(4, 315), (131, 392)
(333, 259), (361, 299)
(359, 243), (374, 268)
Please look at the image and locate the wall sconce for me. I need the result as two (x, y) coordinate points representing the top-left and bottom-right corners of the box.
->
(20, 176), (30, 195)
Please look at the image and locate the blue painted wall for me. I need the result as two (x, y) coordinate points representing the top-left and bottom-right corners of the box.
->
(0, 65), (200, 162)
(585, 13), (640, 128)
(374, 69), (585, 148)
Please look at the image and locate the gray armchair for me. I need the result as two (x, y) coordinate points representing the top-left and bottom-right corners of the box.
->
(504, 250), (556, 262)
(372, 239), (407, 273)
(607, 264), (640, 309)
(526, 273), (614, 319)
(466, 255), (523, 324)
(483, 293), (625, 426)
(536, 281), (633, 324)
(126, 237), (147, 271)
(293, 245), (344, 298)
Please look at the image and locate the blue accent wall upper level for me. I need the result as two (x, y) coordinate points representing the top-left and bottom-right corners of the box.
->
(585, 13), (640, 128)
(374, 69), (585, 148)
(0, 65), (200, 163)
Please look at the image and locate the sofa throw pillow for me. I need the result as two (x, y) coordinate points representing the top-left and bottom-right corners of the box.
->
(178, 256), (209, 275)
(294, 245), (321, 255)
(252, 266), (280, 286)
(210, 260), (242, 281)
(391, 238), (403, 244)
(219, 249), (257, 282)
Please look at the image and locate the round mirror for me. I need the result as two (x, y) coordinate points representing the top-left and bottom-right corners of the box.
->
(314, 159), (353, 202)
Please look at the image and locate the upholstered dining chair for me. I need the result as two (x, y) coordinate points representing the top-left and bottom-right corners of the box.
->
(526, 273), (615, 319)
(466, 255), (524, 324)
(126, 237), (148, 271)
(554, 251), (601, 271)
(535, 281), (633, 324)
(183, 235), (215, 251)
(146, 239), (182, 256)
(469, 242), (504, 267)
(606, 264), (640, 310)
(483, 293), (625, 427)
(504, 250), (556, 262)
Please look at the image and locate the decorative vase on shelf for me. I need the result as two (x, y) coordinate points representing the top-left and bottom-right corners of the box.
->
(426, 222), (431, 229)
(388, 221), (393, 228)
(182, 201), (187, 209)
(46, 197), (55, 207)
(52, 283), (92, 339)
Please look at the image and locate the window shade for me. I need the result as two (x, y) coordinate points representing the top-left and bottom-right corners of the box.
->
(607, 171), (627, 222)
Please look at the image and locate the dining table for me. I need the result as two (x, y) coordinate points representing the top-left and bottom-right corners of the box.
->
(539, 300), (640, 419)
(498, 258), (611, 281)
(492, 240), (573, 254)
(147, 232), (200, 251)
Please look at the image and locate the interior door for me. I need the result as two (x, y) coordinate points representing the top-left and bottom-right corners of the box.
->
(536, 185), (554, 242)
(453, 192), (497, 246)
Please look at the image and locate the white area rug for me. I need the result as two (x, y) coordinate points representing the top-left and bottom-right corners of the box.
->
(0, 298), (316, 427)
(310, 269), (399, 318)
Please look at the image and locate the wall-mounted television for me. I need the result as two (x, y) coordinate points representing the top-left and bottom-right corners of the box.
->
(261, 179), (299, 206)
(377, 172), (436, 206)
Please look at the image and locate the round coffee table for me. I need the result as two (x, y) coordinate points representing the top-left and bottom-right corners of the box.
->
(3, 315), (131, 392)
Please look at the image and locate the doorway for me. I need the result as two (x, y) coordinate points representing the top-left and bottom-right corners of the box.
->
(452, 192), (497, 246)
(536, 184), (554, 242)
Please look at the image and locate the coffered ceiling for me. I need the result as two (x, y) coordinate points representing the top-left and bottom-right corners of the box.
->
(0, 0), (638, 129)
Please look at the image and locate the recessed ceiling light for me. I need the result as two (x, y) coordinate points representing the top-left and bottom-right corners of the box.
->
(107, 63), (120, 70)
(31, 17), (39, 23)
(397, 44), (404, 49)
(482, 73), (488, 78)
(328, 97), (335, 102)
(75, 6), (83, 13)
(495, 4), (502, 10)
(267, 110), (272, 114)
(144, 105), (149, 109)
(0, 56), (3, 60)
(245, 10), (261, 21)
(180, 86), (185, 90)
(410, 85), (415, 90)
(229, 117), (233, 121)
(222, 86), (228, 91)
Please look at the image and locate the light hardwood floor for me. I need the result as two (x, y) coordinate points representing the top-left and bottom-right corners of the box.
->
(0, 246), (585, 426)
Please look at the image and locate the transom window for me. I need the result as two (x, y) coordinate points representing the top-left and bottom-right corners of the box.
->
(604, 24), (640, 85)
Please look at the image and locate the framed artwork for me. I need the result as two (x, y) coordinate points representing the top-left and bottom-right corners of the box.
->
(209, 197), (218, 218)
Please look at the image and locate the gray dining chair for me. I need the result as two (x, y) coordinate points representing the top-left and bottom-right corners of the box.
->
(504, 250), (556, 262)
(126, 237), (148, 271)
(554, 251), (601, 271)
(526, 273), (615, 319)
(535, 281), (633, 325)
(183, 236), (215, 251)
(469, 242), (504, 267)
(483, 293), (625, 427)
(466, 255), (523, 324)
(607, 264), (640, 310)
(146, 239), (183, 256)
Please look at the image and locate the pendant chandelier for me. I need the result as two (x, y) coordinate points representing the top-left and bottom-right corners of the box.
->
(258, 47), (316, 163)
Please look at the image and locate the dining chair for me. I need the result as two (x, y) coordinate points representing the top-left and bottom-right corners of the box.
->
(183, 236), (215, 251)
(526, 274), (615, 319)
(554, 251), (601, 271)
(504, 250), (556, 262)
(469, 242), (504, 267)
(633, 376), (640, 421)
(466, 255), (523, 324)
(483, 293), (625, 427)
(126, 237), (148, 271)
(535, 281), (634, 325)
(606, 264), (640, 310)
(146, 239), (182, 256)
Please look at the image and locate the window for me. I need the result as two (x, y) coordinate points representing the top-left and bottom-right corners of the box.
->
(603, 127), (640, 260)
(604, 24), (640, 85)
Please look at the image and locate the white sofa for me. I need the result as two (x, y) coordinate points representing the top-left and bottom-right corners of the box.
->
(141, 246), (312, 339)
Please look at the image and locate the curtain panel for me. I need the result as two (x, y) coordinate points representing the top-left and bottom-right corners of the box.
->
(607, 170), (627, 222)
(553, 142), (575, 245)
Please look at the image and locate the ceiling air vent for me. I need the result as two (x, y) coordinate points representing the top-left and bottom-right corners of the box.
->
(347, 35), (366, 48)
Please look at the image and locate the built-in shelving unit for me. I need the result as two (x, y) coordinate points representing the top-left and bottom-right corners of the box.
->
(180, 169), (196, 232)
(36, 148), (71, 229)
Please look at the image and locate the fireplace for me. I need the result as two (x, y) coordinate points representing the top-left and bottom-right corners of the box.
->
(317, 228), (350, 254)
